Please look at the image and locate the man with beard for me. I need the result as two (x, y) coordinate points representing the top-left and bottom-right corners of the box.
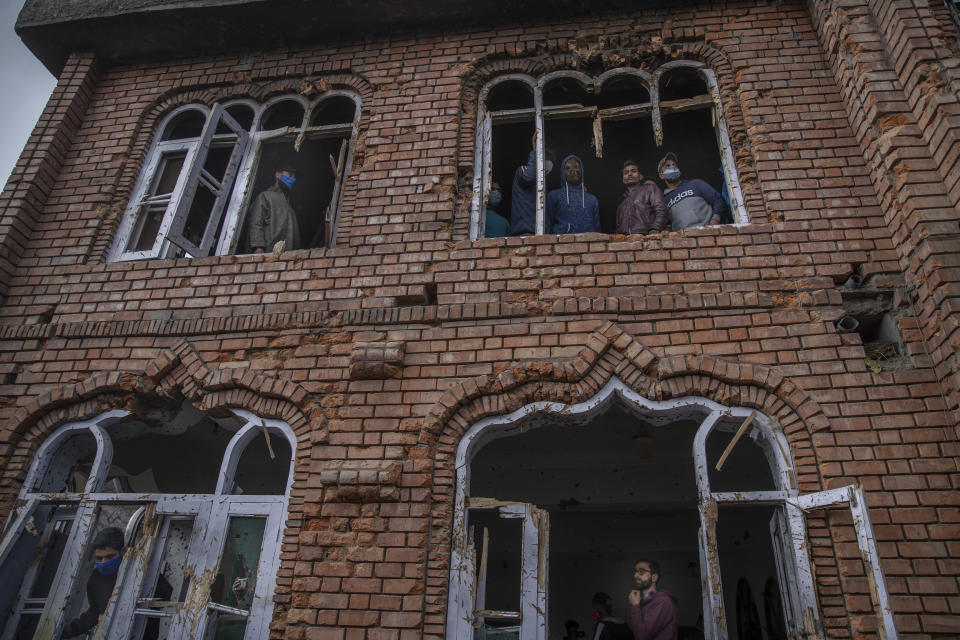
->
(615, 159), (668, 235)
(245, 164), (301, 253)
(628, 559), (678, 640)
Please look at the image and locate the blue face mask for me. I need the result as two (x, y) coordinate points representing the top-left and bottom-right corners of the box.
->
(488, 190), (502, 207)
(278, 174), (296, 189)
(662, 166), (681, 181)
(95, 553), (123, 576)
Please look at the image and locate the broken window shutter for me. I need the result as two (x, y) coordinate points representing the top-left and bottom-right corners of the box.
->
(768, 509), (804, 638)
(795, 485), (899, 640)
(324, 139), (349, 247)
(697, 509), (726, 640)
(166, 105), (250, 257)
(479, 113), (493, 238)
(521, 505), (548, 640)
(0, 499), (40, 623)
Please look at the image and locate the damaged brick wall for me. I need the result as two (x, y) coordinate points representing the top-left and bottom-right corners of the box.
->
(0, 1), (958, 639)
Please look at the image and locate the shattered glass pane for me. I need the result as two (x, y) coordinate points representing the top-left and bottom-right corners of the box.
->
(130, 517), (195, 640)
(259, 100), (304, 130)
(3, 505), (74, 639)
(127, 152), (186, 253)
(706, 415), (776, 492)
(486, 80), (534, 112)
(33, 431), (96, 493)
(310, 96), (357, 126)
(104, 409), (237, 494)
(233, 431), (291, 495)
(659, 66), (708, 101)
(161, 110), (205, 140)
(206, 517), (267, 639)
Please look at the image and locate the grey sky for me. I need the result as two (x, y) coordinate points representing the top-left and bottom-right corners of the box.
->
(0, 0), (56, 188)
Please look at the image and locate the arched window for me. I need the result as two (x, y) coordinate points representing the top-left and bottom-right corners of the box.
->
(444, 379), (898, 640)
(471, 62), (748, 239)
(0, 403), (295, 639)
(109, 90), (361, 261)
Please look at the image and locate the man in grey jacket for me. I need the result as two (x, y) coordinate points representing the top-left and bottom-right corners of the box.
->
(245, 165), (301, 253)
(657, 153), (727, 231)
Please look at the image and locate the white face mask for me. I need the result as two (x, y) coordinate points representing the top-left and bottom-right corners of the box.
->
(662, 166), (681, 181)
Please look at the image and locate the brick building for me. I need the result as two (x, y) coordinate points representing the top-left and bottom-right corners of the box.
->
(0, 0), (959, 638)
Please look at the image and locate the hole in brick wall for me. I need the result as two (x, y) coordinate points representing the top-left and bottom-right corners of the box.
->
(395, 283), (436, 307)
(840, 287), (913, 371)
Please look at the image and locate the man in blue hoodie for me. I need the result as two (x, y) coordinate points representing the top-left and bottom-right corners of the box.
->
(547, 154), (601, 234)
(508, 137), (555, 236)
(657, 152), (727, 231)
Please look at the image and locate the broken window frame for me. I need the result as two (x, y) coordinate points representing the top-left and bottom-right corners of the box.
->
(469, 61), (748, 240)
(215, 92), (361, 254)
(0, 408), (295, 640)
(445, 378), (898, 640)
(109, 91), (361, 262)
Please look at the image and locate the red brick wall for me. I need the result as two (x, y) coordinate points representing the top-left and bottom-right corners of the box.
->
(0, 1), (958, 638)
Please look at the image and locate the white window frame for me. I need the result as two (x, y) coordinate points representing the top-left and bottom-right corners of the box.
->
(445, 378), (897, 640)
(469, 61), (748, 240)
(109, 91), (361, 261)
(0, 408), (295, 640)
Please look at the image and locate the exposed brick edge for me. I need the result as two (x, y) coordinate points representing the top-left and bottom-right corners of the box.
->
(87, 72), (376, 264)
(418, 320), (831, 638)
(419, 320), (828, 443)
(0, 53), (99, 303)
(0, 288), (845, 340)
(808, 0), (960, 421)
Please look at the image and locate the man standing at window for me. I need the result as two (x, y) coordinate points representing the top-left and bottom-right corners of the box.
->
(628, 559), (678, 640)
(509, 137), (555, 236)
(64, 527), (171, 639)
(616, 160), (668, 235)
(547, 155), (601, 234)
(245, 165), (301, 253)
(657, 153), (727, 231)
(485, 181), (509, 237)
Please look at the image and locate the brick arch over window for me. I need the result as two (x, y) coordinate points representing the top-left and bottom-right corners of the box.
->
(420, 320), (834, 636)
(89, 73), (374, 262)
(455, 42), (763, 237)
(0, 337), (322, 513)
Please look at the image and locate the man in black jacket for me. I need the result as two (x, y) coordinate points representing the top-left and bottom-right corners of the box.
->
(592, 591), (633, 640)
(64, 527), (170, 639)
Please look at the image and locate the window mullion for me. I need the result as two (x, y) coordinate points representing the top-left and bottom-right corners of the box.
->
(33, 498), (98, 638)
(651, 83), (663, 147)
(519, 504), (548, 640)
(242, 501), (287, 639)
(166, 498), (219, 638)
(782, 502), (821, 637)
(0, 498), (37, 567)
(534, 86), (545, 236)
(324, 136), (350, 248)
(698, 499), (727, 640)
